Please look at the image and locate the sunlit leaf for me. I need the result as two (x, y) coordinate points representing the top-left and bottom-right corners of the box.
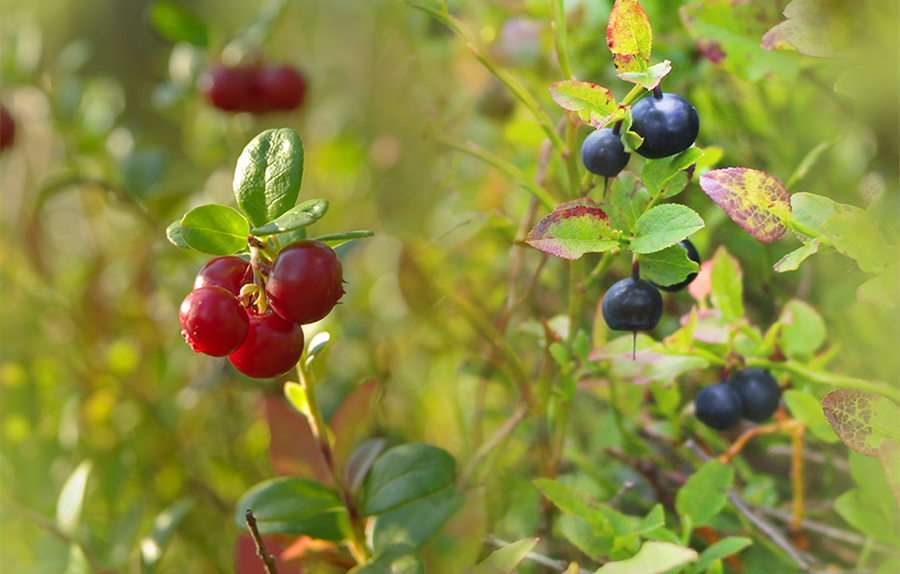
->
(234, 128), (305, 229)
(166, 219), (192, 250)
(879, 441), (900, 508)
(250, 199), (329, 236)
(56, 461), (91, 537)
(526, 198), (619, 260)
(777, 299), (826, 359)
(822, 389), (900, 457)
(617, 60), (672, 90)
(350, 543), (423, 574)
(607, 0), (653, 76)
(372, 486), (463, 552)
(773, 239), (820, 273)
(700, 168), (790, 243)
(180, 204), (249, 255)
(313, 230), (375, 248)
(549, 80), (617, 127)
(595, 541), (698, 574)
(631, 204), (704, 254)
(690, 537), (752, 574)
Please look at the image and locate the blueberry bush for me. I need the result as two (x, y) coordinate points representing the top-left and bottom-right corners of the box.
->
(1, 0), (898, 573)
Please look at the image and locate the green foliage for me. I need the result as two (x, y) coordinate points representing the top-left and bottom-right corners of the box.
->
(361, 443), (457, 516)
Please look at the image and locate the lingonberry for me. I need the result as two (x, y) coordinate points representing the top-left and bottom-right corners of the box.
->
(266, 240), (344, 325)
(200, 64), (255, 112)
(727, 368), (782, 422)
(695, 382), (743, 431)
(228, 311), (305, 379)
(179, 287), (250, 357)
(0, 103), (14, 151)
(601, 276), (663, 332)
(654, 239), (701, 292)
(580, 128), (630, 178)
(258, 65), (307, 111)
(194, 255), (252, 296)
(630, 91), (699, 159)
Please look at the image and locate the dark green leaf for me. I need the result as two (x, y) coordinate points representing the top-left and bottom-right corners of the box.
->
(313, 230), (376, 248)
(639, 243), (699, 287)
(248, 511), (346, 540)
(234, 128), (305, 229)
(250, 199), (329, 235)
(372, 486), (463, 552)
(235, 477), (343, 526)
(348, 438), (389, 493)
(676, 461), (734, 527)
(166, 220), (192, 250)
(631, 204), (704, 254)
(140, 498), (194, 573)
(361, 443), (456, 516)
(180, 204), (249, 255)
(149, 1), (209, 47)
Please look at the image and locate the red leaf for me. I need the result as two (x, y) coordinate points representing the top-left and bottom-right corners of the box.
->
(263, 393), (331, 483)
(330, 379), (381, 466)
(699, 167), (791, 243)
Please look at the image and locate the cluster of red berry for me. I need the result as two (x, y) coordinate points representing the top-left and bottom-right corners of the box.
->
(200, 63), (308, 113)
(179, 240), (344, 379)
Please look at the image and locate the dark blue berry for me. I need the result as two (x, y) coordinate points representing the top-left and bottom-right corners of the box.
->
(601, 277), (663, 332)
(727, 368), (782, 422)
(580, 128), (631, 178)
(695, 383), (743, 431)
(630, 92), (700, 159)
(654, 239), (701, 292)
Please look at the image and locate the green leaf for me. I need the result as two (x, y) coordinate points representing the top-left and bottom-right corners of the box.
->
(822, 211), (891, 273)
(348, 438), (389, 493)
(638, 244), (699, 288)
(690, 537), (752, 574)
(180, 204), (250, 255)
(773, 238), (820, 272)
(372, 487), (463, 552)
(879, 440), (900, 507)
(777, 299), (826, 359)
(349, 543), (424, 574)
(533, 478), (608, 531)
(549, 80), (617, 127)
(57, 460), (91, 537)
(235, 477), (343, 529)
(313, 230), (376, 248)
(474, 538), (539, 574)
(857, 260), (900, 309)
(250, 199), (329, 236)
(789, 192), (850, 233)
(675, 461), (734, 528)
(607, 0), (653, 77)
(234, 128), (305, 229)
(594, 541), (698, 574)
(783, 390), (839, 443)
(140, 498), (194, 574)
(361, 443), (456, 516)
(559, 515), (612, 561)
(760, 0), (848, 58)
(833, 488), (898, 544)
(680, 0), (799, 82)
(526, 199), (619, 260)
(631, 204), (704, 254)
(166, 219), (192, 250)
(607, 172), (651, 233)
(149, 1), (209, 47)
(284, 382), (312, 420)
(642, 148), (703, 196)
(700, 168), (790, 243)
(617, 60), (673, 91)
(822, 388), (900, 457)
(709, 247), (744, 321)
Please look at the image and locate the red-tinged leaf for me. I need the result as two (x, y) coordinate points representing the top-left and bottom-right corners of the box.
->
(263, 394), (331, 483)
(526, 198), (619, 260)
(549, 80), (617, 127)
(822, 389), (900, 457)
(879, 440), (900, 508)
(607, 0), (653, 64)
(761, 0), (847, 58)
(699, 168), (791, 243)
(331, 379), (381, 466)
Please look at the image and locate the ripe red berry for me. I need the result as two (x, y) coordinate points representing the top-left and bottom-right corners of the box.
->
(0, 103), (15, 151)
(258, 65), (307, 111)
(266, 240), (344, 325)
(200, 64), (254, 112)
(228, 311), (305, 379)
(179, 287), (250, 357)
(194, 256), (252, 296)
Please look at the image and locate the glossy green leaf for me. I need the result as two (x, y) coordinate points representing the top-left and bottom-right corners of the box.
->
(150, 1), (209, 47)
(57, 460), (91, 537)
(550, 80), (617, 127)
(822, 389), (900, 457)
(690, 537), (751, 574)
(526, 199), (619, 260)
(594, 541), (698, 574)
(675, 460), (734, 527)
(474, 538), (539, 574)
(642, 147), (703, 195)
(361, 443), (456, 516)
(783, 390), (839, 443)
(180, 204), (249, 255)
(709, 247), (744, 321)
(235, 477), (343, 528)
(166, 219), (192, 250)
(140, 498), (194, 574)
(773, 239), (820, 272)
(638, 243), (699, 288)
(234, 128), (305, 229)
(607, 172), (650, 233)
(250, 199), (329, 236)
(700, 168), (790, 243)
(372, 486), (463, 552)
(313, 230), (376, 248)
(631, 204), (704, 254)
(822, 211), (891, 273)
(350, 543), (424, 574)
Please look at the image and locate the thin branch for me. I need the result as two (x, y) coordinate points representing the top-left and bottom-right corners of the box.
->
(245, 510), (279, 574)
(755, 506), (897, 555)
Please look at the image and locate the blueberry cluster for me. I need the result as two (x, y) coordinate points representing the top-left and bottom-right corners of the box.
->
(694, 368), (783, 431)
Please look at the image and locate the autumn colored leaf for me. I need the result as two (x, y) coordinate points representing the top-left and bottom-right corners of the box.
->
(607, 0), (653, 75)
(526, 198), (618, 260)
(822, 389), (900, 457)
(699, 167), (791, 242)
(549, 80), (617, 127)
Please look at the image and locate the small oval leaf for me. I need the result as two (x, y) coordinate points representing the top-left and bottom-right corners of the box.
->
(235, 477), (343, 531)
(234, 128), (305, 229)
(180, 204), (249, 255)
(526, 198), (618, 260)
(700, 167), (790, 242)
(631, 204), (704, 254)
(251, 199), (329, 236)
(361, 443), (456, 516)
(549, 80), (617, 127)
(166, 219), (193, 250)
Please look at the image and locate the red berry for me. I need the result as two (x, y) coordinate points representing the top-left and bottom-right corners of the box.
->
(179, 287), (250, 357)
(0, 103), (15, 151)
(228, 311), (305, 379)
(200, 64), (254, 112)
(258, 65), (307, 111)
(266, 240), (344, 325)
(194, 256), (252, 296)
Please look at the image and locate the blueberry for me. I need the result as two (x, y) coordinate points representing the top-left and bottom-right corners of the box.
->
(580, 128), (631, 178)
(630, 92), (700, 159)
(695, 383), (743, 431)
(654, 239), (701, 292)
(727, 368), (782, 422)
(601, 277), (663, 332)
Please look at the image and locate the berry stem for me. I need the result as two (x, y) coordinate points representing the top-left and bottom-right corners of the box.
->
(631, 258), (640, 281)
(248, 239), (271, 314)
